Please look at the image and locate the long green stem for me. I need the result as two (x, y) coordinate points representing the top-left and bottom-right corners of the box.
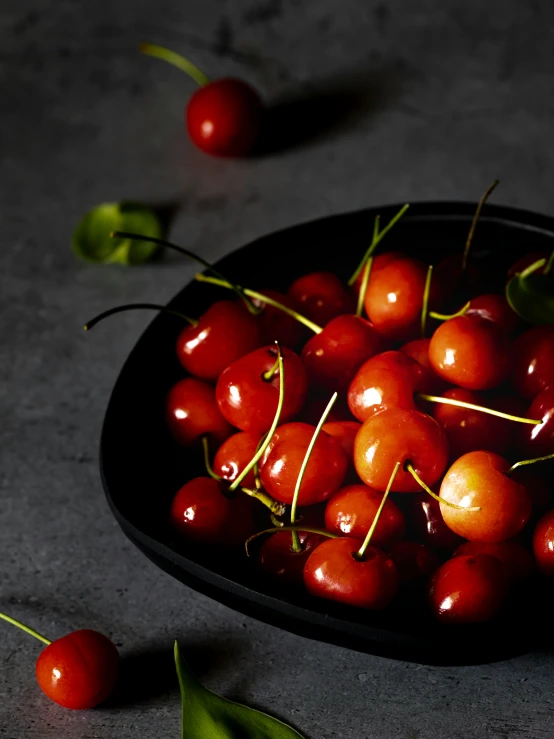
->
(202, 437), (221, 480)
(420, 264), (433, 337)
(356, 256), (373, 317)
(428, 301), (471, 321)
(355, 462), (401, 560)
(507, 452), (554, 475)
(406, 463), (480, 510)
(348, 204), (410, 286)
(110, 232), (260, 315)
(290, 392), (338, 552)
(194, 273), (322, 333)
(139, 42), (210, 87)
(418, 393), (541, 425)
(519, 257), (548, 281)
(0, 612), (51, 646)
(83, 303), (197, 331)
(462, 180), (499, 271)
(245, 526), (337, 557)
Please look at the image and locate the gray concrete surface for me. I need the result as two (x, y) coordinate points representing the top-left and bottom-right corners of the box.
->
(2, 0), (554, 736)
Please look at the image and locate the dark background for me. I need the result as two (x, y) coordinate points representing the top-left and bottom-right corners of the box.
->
(2, 1), (554, 737)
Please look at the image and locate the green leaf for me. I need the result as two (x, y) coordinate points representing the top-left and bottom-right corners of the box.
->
(506, 257), (554, 325)
(174, 641), (305, 739)
(72, 202), (163, 265)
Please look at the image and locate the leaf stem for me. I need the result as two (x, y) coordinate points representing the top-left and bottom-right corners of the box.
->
(405, 462), (480, 510)
(139, 42), (210, 87)
(462, 180), (499, 271)
(0, 612), (51, 646)
(356, 461), (401, 560)
(428, 301), (471, 321)
(418, 393), (541, 425)
(507, 452), (554, 475)
(420, 264), (433, 337)
(245, 526), (337, 557)
(83, 303), (197, 331)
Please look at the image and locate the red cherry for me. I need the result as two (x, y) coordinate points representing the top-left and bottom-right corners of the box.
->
(288, 271), (355, 327)
(301, 315), (382, 393)
(404, 492), (464, 553)
(166, 377), (232, 447)
(429, 553), (509, 623)
(466, 293), (520, 336)
(453, 540), (535, 584)
(216, 346), (308, 434)
(519, 385), (554, 458)
(532, 509), (554, 577)
(400, 338), (449, 395)
(511, 326), (554, 400)
(321, 421), (361, 463)
(347, 350), (426, 423)
(35, 630), (119, 709)
(387, 540), (441, 587)
(507, 250), (550, 281)
(353, 408), (449, 493)
(259, 422), (348, 506)
(176, 300), (262, 381)
(213, 431), (261, 489)
(324, 484), (406, 546)
(303, 537), (398, 609)
(257, 530), (326, 587)
(439, 451), (533, 543)
(429, 315), (511, 391)
(350, 252), (404, 300)
(250, 289), (306, 349)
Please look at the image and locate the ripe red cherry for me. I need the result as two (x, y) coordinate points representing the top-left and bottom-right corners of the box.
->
(259, 422), (348, 506)
(212, 431), (261, 489)
(166, 377), (232, 446)
(350, 252), (404, 300)
(250, 289), (305, 349)
(404, 492), (464, 553)
(303, 537), (398, 609)
(387, 541), (441, 587)
(216, 346), (308, 435)
(519, 385), (554, 458)
(353, 408), (449, 492)
(257, 530), (326, 587)
(301, 315), (382, 393)
(466, 293), (520, 335)
(325, 484), (406, 546)
(347, 350), (426, 423)
(439, 451), (533, 543)
(429, 553), (509, 623)
(429, 315), (511, 390)
(511, 326), (554, 400)
(532, 509), (554, 577)
(321, 421), (361, 463)
(453, 540), (535, 584)
(400, 338), (449, 395)
(175, 300), (261, 381)
(287, 271), (355, 327)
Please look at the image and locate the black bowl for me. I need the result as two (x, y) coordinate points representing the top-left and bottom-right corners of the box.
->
(100, 201), (554, 666)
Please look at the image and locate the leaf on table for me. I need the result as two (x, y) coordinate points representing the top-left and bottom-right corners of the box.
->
(174, 641), (305, 739)
(72, 202), (163, 265)
(506, 257), (554, 325)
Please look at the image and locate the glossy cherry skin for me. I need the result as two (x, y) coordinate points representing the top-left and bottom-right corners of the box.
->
(322, 421), (361, 463)
(325, 484), (406, 546)
(429, 315), (511, 391)
(404, 492), (464, 553)
(453, 540), (535, 584)
(351, 252), (404, 300)
(532, 509), (554, 577)
(166, 378), (232, 446)
(301, 315), (382, 393)
(35, 630), (119, 709)
(216, 346), (308, 435)
(250, 289), (305, 349)
(439, 451), (532, 543)
(213, 431), (261, 489)
(354, 408), (449, 493)
(287, 271), (355, 327)
(400, 338), (449, 395)
(186, 78), (262, 157)
(387, 541), (441, 587)
(511, 326), (554, 400)
(466, 293), (520, 336)
(507, 250), (550, 281)
(347, 350), (426, 423)
(259, 422), (348, 506)
(428, 553), (509, 623)
(364, 256), (430, 343)
(176, 300), (262, 382)
(519, 385), (554, 458)
(303, 537), (398, 609)
(257, 530), (327, 587)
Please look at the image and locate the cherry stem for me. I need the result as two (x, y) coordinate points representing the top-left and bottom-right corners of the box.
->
(83, 303), (197, 331)
(0, 612), (51, 646)
(110, 232), (260, 315)
(138, 42), (210, 87)
(462, 179), (499, 271)
(253, 433), (267, 491)
(348, 204), (410, 286)
(507, 452), (554, 475)
(544, 249), (554, 275)
(202, 437), (221, 481)
(229, 343), (284, 492)
(194, 272), (323, 333)
(244, 526), (337, 557)
(420, 264), (434, 337)
(418, 393), (542, 425)
(355, 461), (401, 560)
(428, 301), (471, 321)
(239, 487), (287, 516)
(355, 256), (374, 318)
(405, 462), (480, 510)
(262, 356), (280, 382)
(519, 257), (548, 281)
(290, 392), (338, 553)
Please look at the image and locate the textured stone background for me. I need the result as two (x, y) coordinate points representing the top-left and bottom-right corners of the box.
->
(2, 0), (554, 737)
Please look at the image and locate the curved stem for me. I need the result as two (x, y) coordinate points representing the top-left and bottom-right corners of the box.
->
(290, 392), (338, 553)
(83, 303), (197, 331)
(139, 42), (210, 87)
(418, 393), (541, 425)
(239, 487), (287, 516)
(110, 232), (260, 315)
(229, 344), (284, 491)
(356, 461), (401, 560)
(519, 257), (548, 280)
(202, 437), (221, 481)
(245, 526), (337, 557)
(0, 612), (51, 646)
(462, 180), (499, 271)
(356, 256), (373, 317)
(428, 300), (471, 321)
(194, 273), (322, 333)
(507, 452), (554, 475)
(406, 463), (480, 510)
(420, 264), (433, 337)
(348, 204), (410, 286)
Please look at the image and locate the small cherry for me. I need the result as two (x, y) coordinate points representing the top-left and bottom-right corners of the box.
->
(287, 271), (355, 327)
(532, 509), (554, 577)
(212, 431), (262, 489)
(0, 612), (118, 709)
(465, 293), (520, 335)
(453, 540), (535, 585)
(511, 326), (554, 400)
(387, 541), (441, 588)
(140, 42), (262, 157)
(166, 377), (233, 447)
